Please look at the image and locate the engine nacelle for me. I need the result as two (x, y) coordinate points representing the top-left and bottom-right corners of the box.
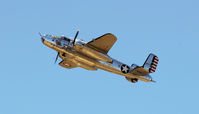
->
(73, 44), (112, 62)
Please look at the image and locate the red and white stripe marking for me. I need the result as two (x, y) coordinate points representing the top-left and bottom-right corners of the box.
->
(150, 68), (155, 73)
(149, 56), (159, 73)
(151, 66), (156, 70)
(152, 64), (157, 67)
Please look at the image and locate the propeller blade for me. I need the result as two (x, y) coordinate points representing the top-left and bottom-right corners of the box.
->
(54, 52), (59, 64)
(72, 30), (79, 45)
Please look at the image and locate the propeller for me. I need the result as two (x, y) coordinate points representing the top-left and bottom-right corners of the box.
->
(54, 52), (60, 64)
(72, 30), (79, 45)
(54, 30), (79, 64)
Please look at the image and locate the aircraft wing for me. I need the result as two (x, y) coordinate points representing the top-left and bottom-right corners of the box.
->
(86, 33), (117, 54)
(59, 60), (77, 69)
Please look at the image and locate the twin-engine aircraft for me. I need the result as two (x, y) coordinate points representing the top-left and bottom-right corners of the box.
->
(40, 31), (159, 83)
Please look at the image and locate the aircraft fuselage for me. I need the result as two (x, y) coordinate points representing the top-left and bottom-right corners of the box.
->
(41, 34), (153, 83)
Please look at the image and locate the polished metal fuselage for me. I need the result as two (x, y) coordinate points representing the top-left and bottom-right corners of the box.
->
(41, 34), (152, 82)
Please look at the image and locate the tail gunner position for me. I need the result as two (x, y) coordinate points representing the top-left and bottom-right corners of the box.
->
(40, 31), (159, 83)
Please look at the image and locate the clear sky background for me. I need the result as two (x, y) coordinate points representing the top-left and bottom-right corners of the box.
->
(0, 0), (199, 114)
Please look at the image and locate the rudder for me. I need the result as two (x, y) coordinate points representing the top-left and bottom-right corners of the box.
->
(143, 53), (159, 73)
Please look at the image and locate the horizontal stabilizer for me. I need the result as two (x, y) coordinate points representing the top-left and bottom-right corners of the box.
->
(130, 53), (159, 76)
(130, 66), (149, 76)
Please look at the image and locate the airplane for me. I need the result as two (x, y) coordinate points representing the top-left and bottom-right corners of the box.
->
(40, 31), (159, 83)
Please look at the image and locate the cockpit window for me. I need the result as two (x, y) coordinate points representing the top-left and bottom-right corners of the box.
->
(56, 40), (61, 46)
(64, 37), (69, 41)
(61, 36), (70, 42)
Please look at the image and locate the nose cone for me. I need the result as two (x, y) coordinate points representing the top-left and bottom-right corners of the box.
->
(41, 37), (45, 43)
(40, 34), (65, 53)
(41, 34), (56, 45)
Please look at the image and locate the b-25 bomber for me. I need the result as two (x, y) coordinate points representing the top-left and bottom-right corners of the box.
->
(41, 31), (159, 83)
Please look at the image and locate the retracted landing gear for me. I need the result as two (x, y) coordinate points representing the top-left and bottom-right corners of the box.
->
(125, 77), (138, 83)
(131, 78), (138, 83)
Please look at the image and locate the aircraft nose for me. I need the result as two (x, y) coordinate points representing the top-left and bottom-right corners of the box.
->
(41, 37), (45, 43)
(41, 34), (57, 45)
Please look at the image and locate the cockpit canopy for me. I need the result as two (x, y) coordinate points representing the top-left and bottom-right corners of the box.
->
(42, 34), (72, 48)
(60, 36), (71, 42)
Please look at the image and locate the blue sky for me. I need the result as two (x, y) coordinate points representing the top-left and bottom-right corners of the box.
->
(0, 0), (199, 113)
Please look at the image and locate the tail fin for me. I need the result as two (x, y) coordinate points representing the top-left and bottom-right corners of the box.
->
(143, 53), (159, 73)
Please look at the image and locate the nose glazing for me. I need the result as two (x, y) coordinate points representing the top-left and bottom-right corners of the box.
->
(41, 34), (57, 44)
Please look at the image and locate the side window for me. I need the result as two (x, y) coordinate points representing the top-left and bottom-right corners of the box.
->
(60, 40), (69, 47)
(56, 39), (61, 46)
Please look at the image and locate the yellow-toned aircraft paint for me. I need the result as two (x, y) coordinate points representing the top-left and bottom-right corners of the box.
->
(41, 31), (159, 83)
